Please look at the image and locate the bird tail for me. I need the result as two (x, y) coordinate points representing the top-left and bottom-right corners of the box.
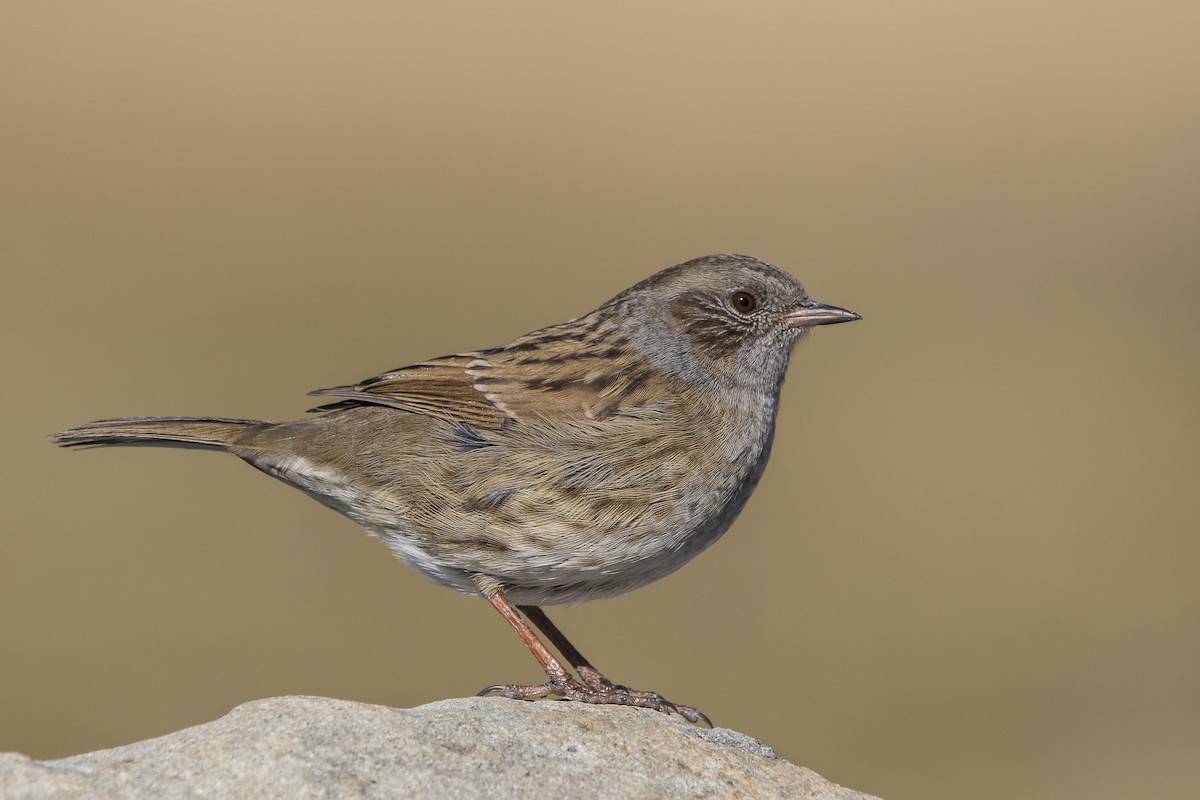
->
(50, 416), (268, 450)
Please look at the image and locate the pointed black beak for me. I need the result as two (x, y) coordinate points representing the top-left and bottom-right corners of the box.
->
(784, 300), (861, 329)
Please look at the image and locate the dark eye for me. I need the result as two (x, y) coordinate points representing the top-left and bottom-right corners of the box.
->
(731, 291), (757, 313)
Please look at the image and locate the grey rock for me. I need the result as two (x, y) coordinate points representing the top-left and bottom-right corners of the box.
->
(0, 696), (881, 799)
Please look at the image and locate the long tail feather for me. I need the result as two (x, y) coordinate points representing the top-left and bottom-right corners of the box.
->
(50, 416), (267, 449)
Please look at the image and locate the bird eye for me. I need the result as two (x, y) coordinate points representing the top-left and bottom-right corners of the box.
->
(731, 291), (757, 313)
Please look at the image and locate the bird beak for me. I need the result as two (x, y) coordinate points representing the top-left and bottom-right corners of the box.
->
(784, 300), (861, 329)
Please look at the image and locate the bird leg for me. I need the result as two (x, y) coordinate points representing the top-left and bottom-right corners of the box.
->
(473, 581), (710, 725)
(518, 605), (610, 690)
(519, 604), (710, 726)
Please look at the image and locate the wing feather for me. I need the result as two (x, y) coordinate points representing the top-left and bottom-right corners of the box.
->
(307, 315), (668, 429)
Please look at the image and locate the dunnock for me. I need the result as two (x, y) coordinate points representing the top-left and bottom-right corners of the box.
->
(52, 253), (858, 724)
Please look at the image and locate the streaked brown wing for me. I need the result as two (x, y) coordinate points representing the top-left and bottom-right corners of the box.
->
(308, 316), (667, 429)
(308, 354), (510, 429)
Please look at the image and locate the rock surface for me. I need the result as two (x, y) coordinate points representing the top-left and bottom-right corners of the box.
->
(0, 696), (880, 799)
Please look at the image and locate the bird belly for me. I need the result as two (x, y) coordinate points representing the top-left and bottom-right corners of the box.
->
(386, 432), (773, 605)
(243, 402), (777, 606)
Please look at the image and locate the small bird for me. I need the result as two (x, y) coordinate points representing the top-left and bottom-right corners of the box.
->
(52, 253), (858, 724)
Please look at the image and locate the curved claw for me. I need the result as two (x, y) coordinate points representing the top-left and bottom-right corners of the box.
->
(676, 705), (713, 727)
(478, 681), (560, 701)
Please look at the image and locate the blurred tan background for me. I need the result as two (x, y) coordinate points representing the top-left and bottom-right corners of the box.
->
(3, 2), (1198, 798)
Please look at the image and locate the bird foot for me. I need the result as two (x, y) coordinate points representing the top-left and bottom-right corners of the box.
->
(478, 672), (711, 726)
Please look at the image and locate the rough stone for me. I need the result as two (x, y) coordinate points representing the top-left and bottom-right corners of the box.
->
(0, 696), (881, 799)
